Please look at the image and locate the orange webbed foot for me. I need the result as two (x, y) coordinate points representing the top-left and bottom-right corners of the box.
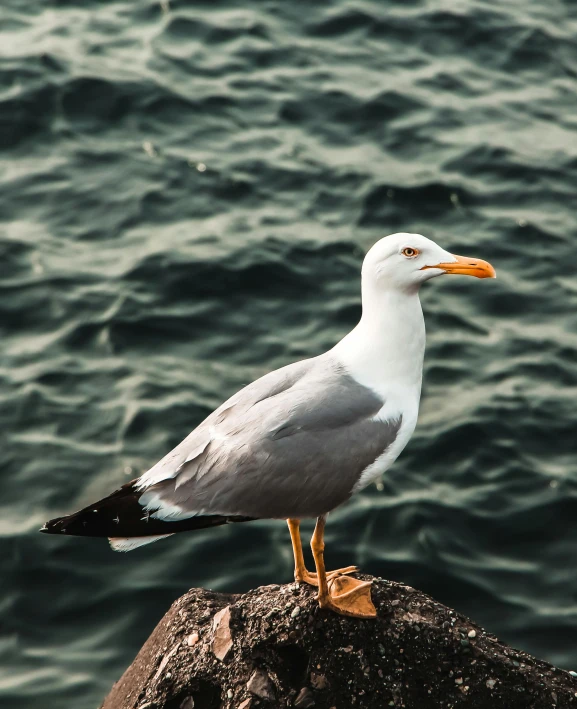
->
(319, 575), (377, 618)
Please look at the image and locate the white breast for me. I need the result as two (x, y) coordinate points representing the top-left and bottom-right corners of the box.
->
(331, 285), (426, 493)
(353, 389), (420, 492)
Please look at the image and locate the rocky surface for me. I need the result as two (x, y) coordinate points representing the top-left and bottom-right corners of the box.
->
(101, 576), (577, 709)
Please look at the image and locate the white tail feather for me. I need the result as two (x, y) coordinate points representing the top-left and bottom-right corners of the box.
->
(108, 534), (174, 552)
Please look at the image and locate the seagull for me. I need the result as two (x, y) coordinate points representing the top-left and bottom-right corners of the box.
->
(41, 233), (495, 618)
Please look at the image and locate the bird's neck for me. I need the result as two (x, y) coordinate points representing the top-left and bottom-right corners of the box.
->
(332, 285), (425, 399)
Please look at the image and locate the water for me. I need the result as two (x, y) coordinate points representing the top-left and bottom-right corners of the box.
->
(2, 0), (577, 706)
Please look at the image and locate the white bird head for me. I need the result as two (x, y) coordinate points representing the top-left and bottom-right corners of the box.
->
(362, 232), (496, 292)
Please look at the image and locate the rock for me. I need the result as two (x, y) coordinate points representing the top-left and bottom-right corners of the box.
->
(211, 606), (233, 661)
(152, 645), (179, 682)
(100, 577), (577, 709)
(246, 668), (275, 701)
(186, 632), (199, 647)
(310, 672), (328, 690)
(294, 686), (316, 707)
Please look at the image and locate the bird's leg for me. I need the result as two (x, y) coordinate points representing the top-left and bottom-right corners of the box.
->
(310, 515), (377, 618)
(288, 518), (317, 584)
(287, 518), (357, 586)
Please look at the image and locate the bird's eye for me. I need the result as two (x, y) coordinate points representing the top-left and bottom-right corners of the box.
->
(402, 247), (420, 258)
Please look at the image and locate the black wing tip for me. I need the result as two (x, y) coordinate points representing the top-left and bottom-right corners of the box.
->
(39, 506), (257, 538)
(39, 516), (67, 534)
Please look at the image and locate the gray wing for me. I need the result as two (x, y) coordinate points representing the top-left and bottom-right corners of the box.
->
(137, 354), (401, 520)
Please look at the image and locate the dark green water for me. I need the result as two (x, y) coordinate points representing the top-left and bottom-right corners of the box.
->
(2, 1), (577, 707)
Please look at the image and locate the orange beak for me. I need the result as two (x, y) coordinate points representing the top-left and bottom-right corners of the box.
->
(421, 254), (496, 279)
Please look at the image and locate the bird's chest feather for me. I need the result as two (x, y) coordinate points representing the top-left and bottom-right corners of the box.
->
(352, 387), (420, 492)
